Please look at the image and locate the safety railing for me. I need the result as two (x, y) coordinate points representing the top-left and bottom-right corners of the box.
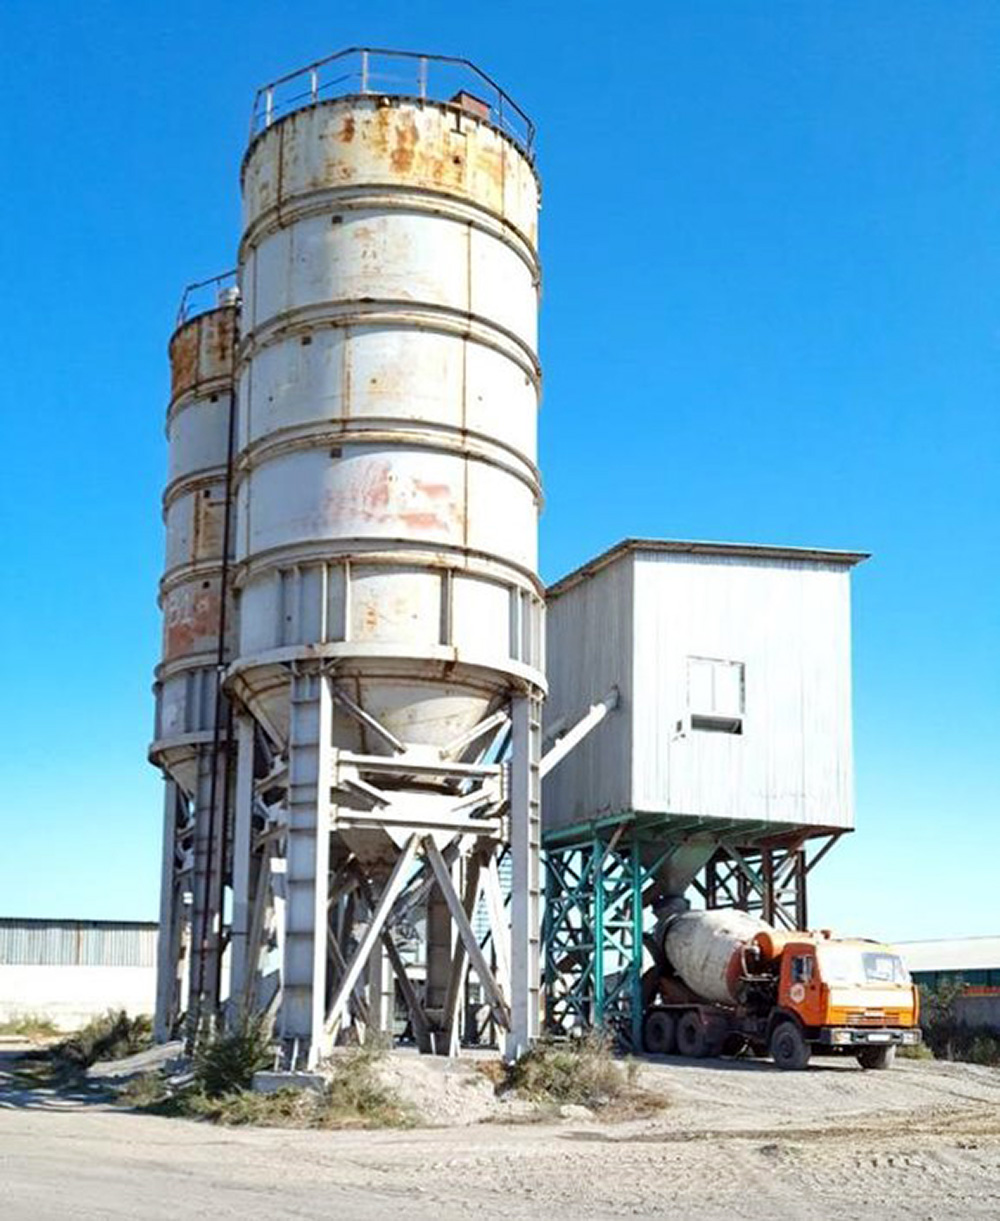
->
(176, 270), (239, 327)
(249, 47), (535, 161)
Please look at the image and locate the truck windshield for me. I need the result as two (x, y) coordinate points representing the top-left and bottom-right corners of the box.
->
(817, 946), (910, 986)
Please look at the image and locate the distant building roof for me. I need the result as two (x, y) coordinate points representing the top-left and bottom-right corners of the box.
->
(548, 538), (870, 598)
(895, 937), (1000, 973)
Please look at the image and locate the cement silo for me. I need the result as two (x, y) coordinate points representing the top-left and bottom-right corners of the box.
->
(150, 277), (238, 1038)
(220, 50), (545, 1067)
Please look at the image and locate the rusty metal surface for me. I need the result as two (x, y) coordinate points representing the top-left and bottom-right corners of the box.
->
(247, 48), (535, 160)
(169, 305), (237, 405)
(153, 303), (237, 782)
(233, 93), (544, 750)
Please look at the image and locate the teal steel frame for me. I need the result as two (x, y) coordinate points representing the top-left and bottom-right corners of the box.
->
(543, 813), (844, 1049)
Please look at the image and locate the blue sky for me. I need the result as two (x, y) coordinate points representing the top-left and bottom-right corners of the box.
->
(0, 1), (996, 941)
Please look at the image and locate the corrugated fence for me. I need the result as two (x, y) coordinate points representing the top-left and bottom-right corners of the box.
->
(0, 919), (158, 968)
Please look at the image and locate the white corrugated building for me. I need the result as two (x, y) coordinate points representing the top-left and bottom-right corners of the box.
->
(544, 539), (867, 840)
(0, 918), (158, 1031)
(896, 937), (1000, 989)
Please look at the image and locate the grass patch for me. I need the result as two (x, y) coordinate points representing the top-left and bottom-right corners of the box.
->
(899, 1042), (935, 1061)
(8, 1010), (153, 1092)
(0, 1015), (59, 1041)
(120, 1033), (413, 1129)
(499, 1033), (667, 1118)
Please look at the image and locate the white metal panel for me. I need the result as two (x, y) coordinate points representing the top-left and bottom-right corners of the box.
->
(630, 551), (855, 829)
(167, 397), (230, 485)
(544, 543), (859, 836)
(542, 556), (634, 834)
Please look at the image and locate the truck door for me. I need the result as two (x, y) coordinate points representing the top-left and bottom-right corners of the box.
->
(785, 950), (822, 1027)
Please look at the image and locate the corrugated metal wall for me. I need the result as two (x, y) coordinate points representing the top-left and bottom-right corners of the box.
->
(544, 546), (857, 835)
(543, 556), (634, 833)
(0, 920), (158, 968)
(631, 552), (855, 829)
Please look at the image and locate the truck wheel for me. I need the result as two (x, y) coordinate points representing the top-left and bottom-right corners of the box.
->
(857, 1045), (896, 1071)
(770, 1021), (811, 1071)
(676, 1011), (708, 1058)
(643, 1009), (676, 1055)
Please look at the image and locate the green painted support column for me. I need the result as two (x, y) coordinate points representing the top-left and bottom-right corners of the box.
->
(630, 824), (644, 1051)
(592, 836), (605, 1025)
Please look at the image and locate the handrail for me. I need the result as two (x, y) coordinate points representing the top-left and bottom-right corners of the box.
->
(176, 269), (239, 327)
(249, 47), (535, 160)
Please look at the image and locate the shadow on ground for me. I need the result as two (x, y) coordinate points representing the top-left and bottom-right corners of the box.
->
(0, 1047), (114, 1112)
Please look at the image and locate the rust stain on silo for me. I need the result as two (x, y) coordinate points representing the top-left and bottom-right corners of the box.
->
(390, 112), (419, 174)
(169, 324), (199, 399)
(163, 587), (220, 661)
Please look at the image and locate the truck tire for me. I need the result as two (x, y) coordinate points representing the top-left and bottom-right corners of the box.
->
(643, 1009), (676, 1055)
(676, 1011), (709, 1058)
(770, 1021), (811, 1071)
(857, 1045), (896, 1071)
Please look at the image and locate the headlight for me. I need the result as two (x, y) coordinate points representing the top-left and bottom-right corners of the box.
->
(831, 1029), (852, 1045)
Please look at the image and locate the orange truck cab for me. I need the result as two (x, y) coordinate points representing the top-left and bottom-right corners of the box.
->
(762, 933), (921, 1068)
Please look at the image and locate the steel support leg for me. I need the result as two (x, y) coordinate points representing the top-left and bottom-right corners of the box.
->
(186, 745), (226, 1039)
(281, 670), (332, 1068)
(507, 692), (542, 1060)
(228, 714), (256, 1020)
(154, 779), (182, 1042)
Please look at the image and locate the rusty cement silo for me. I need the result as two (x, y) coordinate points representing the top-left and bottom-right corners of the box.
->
(150, 278), (239, 1039)
(223, 50), (545, 1067)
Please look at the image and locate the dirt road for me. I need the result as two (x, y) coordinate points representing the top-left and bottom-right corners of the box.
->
(2, 1051), (999, 1219)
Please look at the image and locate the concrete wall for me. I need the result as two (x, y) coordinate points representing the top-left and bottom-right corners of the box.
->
(0, 965), (156, 1032)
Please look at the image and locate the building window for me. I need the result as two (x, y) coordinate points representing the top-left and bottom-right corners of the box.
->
(688, 656), (744, 734)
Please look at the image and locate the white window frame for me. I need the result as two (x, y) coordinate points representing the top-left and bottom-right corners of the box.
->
(686, 656), (745, 735)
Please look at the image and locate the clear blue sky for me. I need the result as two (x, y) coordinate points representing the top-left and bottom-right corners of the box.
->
(1, 1), (996, 941)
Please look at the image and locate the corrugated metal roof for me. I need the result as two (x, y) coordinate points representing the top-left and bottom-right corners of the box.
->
(548, 538), (870, 599)
(0, 919), (158, 968)
(895, 937), (1000, 973)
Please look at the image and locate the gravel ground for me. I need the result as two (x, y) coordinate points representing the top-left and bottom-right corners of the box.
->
(2, 1046), (999, 1219)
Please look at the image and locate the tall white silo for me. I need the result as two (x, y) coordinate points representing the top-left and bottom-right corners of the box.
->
(226, 50), (545, 1066)
(150, 281), (238, 1038)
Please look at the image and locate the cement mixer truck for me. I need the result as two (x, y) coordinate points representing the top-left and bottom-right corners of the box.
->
(642, 909), (921, 1070)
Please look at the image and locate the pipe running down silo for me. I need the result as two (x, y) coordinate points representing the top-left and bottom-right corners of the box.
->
(148, 50), (551, 1067)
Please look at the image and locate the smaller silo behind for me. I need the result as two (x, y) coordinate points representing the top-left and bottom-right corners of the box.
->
(150, 277), (239, 1037)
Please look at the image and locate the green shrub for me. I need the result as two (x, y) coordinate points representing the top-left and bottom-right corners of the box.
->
(192, 1014), (273, 1097)
(502, 1032), (664, 1116)
(116, 1071), (171, 1108)
(55, 1010), (152, 1071)
(122, 1029), (411, 1129)
(898, 1041), (935, 1060)
(917, 983), (1000, 1066)
(184, 1048), (413, 1129)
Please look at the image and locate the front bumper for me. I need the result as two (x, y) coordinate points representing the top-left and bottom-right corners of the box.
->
(819, 1027), (922, 1047)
